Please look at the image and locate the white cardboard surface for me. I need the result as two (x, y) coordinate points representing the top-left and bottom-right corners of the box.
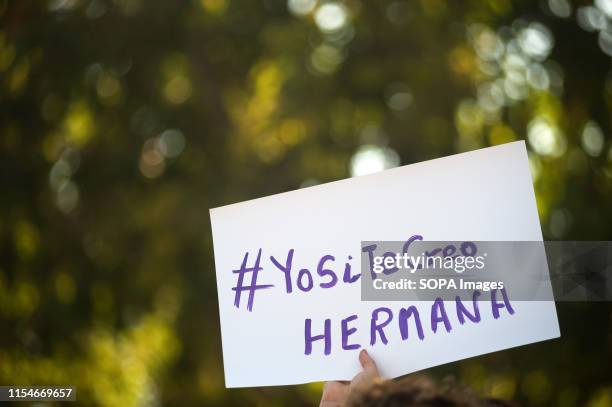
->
(209, 141), (560, 388)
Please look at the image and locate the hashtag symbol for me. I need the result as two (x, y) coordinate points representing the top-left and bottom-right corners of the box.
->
(232, 249), (274, 312)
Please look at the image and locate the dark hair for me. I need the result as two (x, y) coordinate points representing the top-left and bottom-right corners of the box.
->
(346, 376), (518, 407)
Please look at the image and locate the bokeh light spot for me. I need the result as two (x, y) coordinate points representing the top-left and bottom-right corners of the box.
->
(595, 0), (612, 19)
(140, 138), (166, 179)
(518, 22), (554, 61)
(56, 180), (79, 214)
(527, 117), (566, 157)
(156, 129), (186, 159)
(350, 144), (400, 177)
(288, 0), (316, 16)
(577, 6), (607, 32)
(314, 3), (347, 33)
(548, 0), (571, 18)
(581, 120), (605, 157)
(310, 43), (344, 74)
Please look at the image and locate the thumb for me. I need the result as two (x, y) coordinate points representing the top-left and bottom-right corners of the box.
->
(359, 349), (378, 374)
(350, 349), (380, 391)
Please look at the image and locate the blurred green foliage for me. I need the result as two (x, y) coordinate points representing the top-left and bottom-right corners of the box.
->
(0, 0), (611, 405)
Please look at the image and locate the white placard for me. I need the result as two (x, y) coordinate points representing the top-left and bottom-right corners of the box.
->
(210, 141), (560, 388)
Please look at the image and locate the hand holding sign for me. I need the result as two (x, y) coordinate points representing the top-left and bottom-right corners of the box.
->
(320, 350), (380, 407)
